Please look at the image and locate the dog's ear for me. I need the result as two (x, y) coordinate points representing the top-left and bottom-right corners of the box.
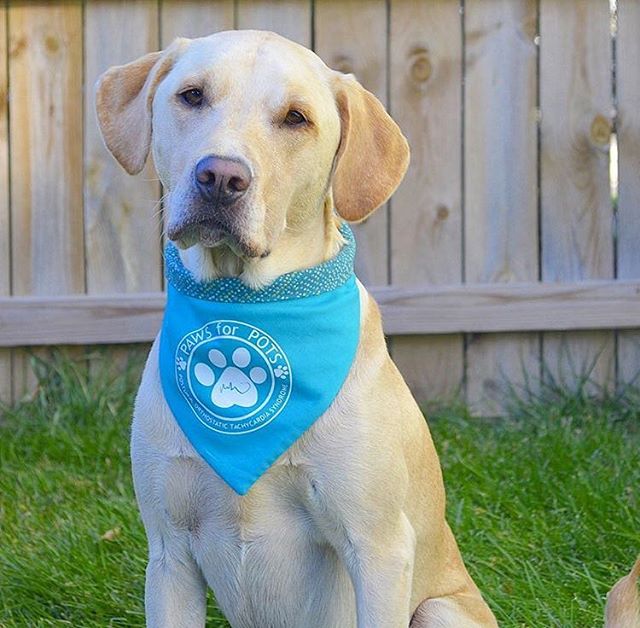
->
(332, 74), (410, 222)
(95, 39), (187, 175)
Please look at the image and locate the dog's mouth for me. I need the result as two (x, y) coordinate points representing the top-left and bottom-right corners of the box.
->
(168, 215), (266, 259)
(167, 215), (224, 246)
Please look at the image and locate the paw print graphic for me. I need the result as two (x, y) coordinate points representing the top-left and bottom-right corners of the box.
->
(176, 356), (187, 371)
(194, 347), (267, 409)
(274, 364), (289, 379)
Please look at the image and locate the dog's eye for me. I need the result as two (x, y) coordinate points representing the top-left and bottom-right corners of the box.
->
(284, 109), (307, 126)
(179, 88), (204, 108)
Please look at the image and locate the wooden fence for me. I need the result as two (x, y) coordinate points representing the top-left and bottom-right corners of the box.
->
(0, 0), (639, 414)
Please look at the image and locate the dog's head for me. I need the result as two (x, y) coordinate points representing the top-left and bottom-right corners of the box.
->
(95, 30), (409, 275)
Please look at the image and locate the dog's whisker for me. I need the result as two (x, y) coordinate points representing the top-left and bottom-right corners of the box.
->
(148, 194), (169, 222)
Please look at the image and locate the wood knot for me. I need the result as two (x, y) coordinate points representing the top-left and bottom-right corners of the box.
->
(483, 378), (500, 395)
(590, 114), (611, 146)
(435, 205), (449, 221)
(45, 35), (60, 54)
(333, 55), (354, 75)
(9, 36), (27, 58)
(409, 49), (432, 84)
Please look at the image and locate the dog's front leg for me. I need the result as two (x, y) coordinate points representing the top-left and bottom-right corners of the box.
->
(132, 445), (207, 625)
(134, 469), (208, 627)
(142, 520), (207, 628)
(132, 343), (209, 628)
(339, 512), (416, 628)
(136, 482), (207, 628)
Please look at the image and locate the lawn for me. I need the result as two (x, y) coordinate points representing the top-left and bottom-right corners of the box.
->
(1, 351), (638, 627)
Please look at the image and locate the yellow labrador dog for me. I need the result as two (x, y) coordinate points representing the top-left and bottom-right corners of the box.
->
(96, 30), (497, 628)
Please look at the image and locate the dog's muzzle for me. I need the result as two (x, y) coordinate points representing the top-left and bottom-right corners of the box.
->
(167, 154), (263, 255)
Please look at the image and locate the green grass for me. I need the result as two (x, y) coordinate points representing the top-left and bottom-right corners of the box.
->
(1, 352), (638, 627)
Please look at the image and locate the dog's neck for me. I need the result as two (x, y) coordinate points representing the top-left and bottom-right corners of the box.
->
(177, 199), (345, 290)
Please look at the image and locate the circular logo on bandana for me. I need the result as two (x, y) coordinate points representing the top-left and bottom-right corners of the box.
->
(174, 320), (292, 434)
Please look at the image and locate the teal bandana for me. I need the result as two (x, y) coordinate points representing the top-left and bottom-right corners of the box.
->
(159, 225), (361, 495)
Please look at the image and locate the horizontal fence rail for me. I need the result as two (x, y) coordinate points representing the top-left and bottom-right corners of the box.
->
(2, 279), (640, 346)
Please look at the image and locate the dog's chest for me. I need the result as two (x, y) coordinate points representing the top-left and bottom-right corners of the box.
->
(157, 408), (346, 537)
(158, 443), (352, 626)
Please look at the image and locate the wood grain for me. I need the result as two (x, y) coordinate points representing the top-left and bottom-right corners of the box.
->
(540, 0), (614, 391)
(160, 0), (234, 43)
(84, 1), (162, 376)
(8, 1), (85, 399)
(389, 0), (464, 403)
(236, 0), (311, 45)
(2, 279), (640, 347)
(0, 4), (9, 402)
(464, 0), (539, 414)
(616, 1), (640, 387)
(314, 0), (389, 287)
(373, 280), (640, 335)
(85, 1), (161, 295)
(0, 293), (165, 347)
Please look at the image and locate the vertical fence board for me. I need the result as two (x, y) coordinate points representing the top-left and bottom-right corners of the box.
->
(236, 0), (311, 46)
(8, 1), (85, 398)
(161, 1), (234, 42)
(315, 0), (389, 287)
(617, 2), (640, 387)
(464, 0), (539, 414)
(540, 0), (614, 391)
(390, 0), (464, 404)
(85, 1), (161, 297)
(84, 1), (160, 375)
(0, 3), (9, 402)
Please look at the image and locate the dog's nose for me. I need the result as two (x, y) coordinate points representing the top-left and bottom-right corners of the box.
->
(194, 155), (252, 205)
